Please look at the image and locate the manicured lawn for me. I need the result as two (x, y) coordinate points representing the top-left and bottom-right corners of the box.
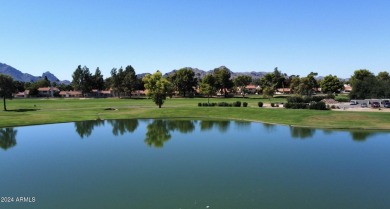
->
(1, 97), (390, 130)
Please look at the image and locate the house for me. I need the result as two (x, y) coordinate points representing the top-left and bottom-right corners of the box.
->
(14, 90), (30, 98)
(38, 87), (60, 97)
(59, 90), (83, 97)
(276, 88), (292, 94)
(245, 85), (260, 94)
(343, 84), (352, 93)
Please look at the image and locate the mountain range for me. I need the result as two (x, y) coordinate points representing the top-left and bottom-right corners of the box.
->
(1, 63), (269, 84)
(0, 62), (71, 84)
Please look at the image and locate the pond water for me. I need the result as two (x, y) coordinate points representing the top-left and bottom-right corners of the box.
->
(1, 119), (390, 209)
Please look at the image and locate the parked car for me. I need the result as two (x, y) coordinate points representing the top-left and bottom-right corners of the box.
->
(384, 102), (390, 108)
(361, 103), (368, 108)
(382, 100), (389, 104)
(371, 102), (380, 108)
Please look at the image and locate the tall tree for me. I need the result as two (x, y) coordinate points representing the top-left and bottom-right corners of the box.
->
(213, 66), (233, 97)
(233, 75), (252, 96)
(320, 74), (343, 94)
(92, 67), (105, 90)
(349, 69), (376, 99)
(122, 65), (138, 97)
(377, 71), (390, 81)
(110, 67), (124, 97)
(199, 74), (216, 104)
(143, 71), (173, 108)
(170, 68), (197, 97)
(72, 65), (93, 96)
(0, 74), (16, 111)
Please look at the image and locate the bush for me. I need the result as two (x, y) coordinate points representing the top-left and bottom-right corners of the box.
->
(218, 102), (229, 107)
(271, 103), (275, 107)
(243, 102), (248, 107)
(258, 102), (263, 107)
(284, 102), (308, 109)
(335, 97), (349, 102)
(198, 102), (202, 107)
(287, 96), (304, 103)
(233, 101), (241, 107)
(309, 101), (328, 110)
(202, 103), (209, 106)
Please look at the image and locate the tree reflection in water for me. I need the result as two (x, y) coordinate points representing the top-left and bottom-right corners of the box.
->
(0, 128), (17, 150)
(107, 119), (139, 136)
(350, 131), (377, 142)
(74, 120), (105, 138)
(68, 119), (388, 144)
(144, 120), (172, 148)
(289, 126), (316, 139)
(200, 120), (230, 132)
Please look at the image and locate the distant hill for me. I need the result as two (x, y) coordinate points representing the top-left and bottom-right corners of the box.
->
(163, 67), (268, 80)
(0, 62), (70, 84)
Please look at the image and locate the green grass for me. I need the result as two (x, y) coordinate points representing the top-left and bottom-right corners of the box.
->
(1, 97), (390, 130)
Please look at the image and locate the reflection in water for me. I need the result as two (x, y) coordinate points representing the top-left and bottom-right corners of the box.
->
(0, 128), (17, 150)
(107, 119), (139, 136)
(350, 131), (377, 142)
(167, 120), (195, 133)
(145, 120), (172, 148)
(200, 120), (231, 132)
(289, 126), (316, 139)
(74, 120), (105, 138)
(144, 120), (196, 147)
(262, 123), (276, 132)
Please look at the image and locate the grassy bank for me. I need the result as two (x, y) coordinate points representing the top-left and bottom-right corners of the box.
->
(1, 97), (390, 130)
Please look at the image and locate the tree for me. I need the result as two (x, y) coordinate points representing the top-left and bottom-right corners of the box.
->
(262, 86), (274, 102)
(0, 74), (16, 111)
(199, 74), (216, 104)
(377, 71), (390, 81)
(143, 71), (173, 108)
(92, 67), (105, 90)
(213, 66), (233, 97)
(349, 69), (376, 99)
(169, 68), (198, 97)
(320, 74), (343, 94)
(122, 65), (138, 97)
(72, 65), (93, 96)
(233, 75), (252, 97)
(289, 75), (300, 94)
(350, 69), (375, 86)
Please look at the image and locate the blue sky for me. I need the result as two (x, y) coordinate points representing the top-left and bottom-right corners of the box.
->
(1, 0), (389, 80)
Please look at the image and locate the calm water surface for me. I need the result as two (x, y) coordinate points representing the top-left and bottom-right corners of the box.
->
(0, 119), (389, 209)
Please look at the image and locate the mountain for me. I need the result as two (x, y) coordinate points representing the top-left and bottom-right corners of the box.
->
(0, 62), (70, 84)
(163, 66), (268, 80)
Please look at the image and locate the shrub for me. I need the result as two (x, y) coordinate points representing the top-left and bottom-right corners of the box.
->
(258, 102), (263, 107)
(287, 96), (304, 103)
(243, 102), (248, 107)
(335, 97), (349, 102)
(202, 103), (209, 106)
(284, 102), (308, 109)
(309, 101), (328, 110)
(271, 103), (275, 107)
(228, 103), (233, 107)
(198, 102), (202, 107)
(217, 102), (229, 107)
(233, 101), (241, 107)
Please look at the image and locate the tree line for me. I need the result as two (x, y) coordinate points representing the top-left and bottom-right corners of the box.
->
(0, 65), (389, 109)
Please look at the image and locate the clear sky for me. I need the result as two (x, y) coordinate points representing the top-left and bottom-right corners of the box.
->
(1, 0), (389, 80)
